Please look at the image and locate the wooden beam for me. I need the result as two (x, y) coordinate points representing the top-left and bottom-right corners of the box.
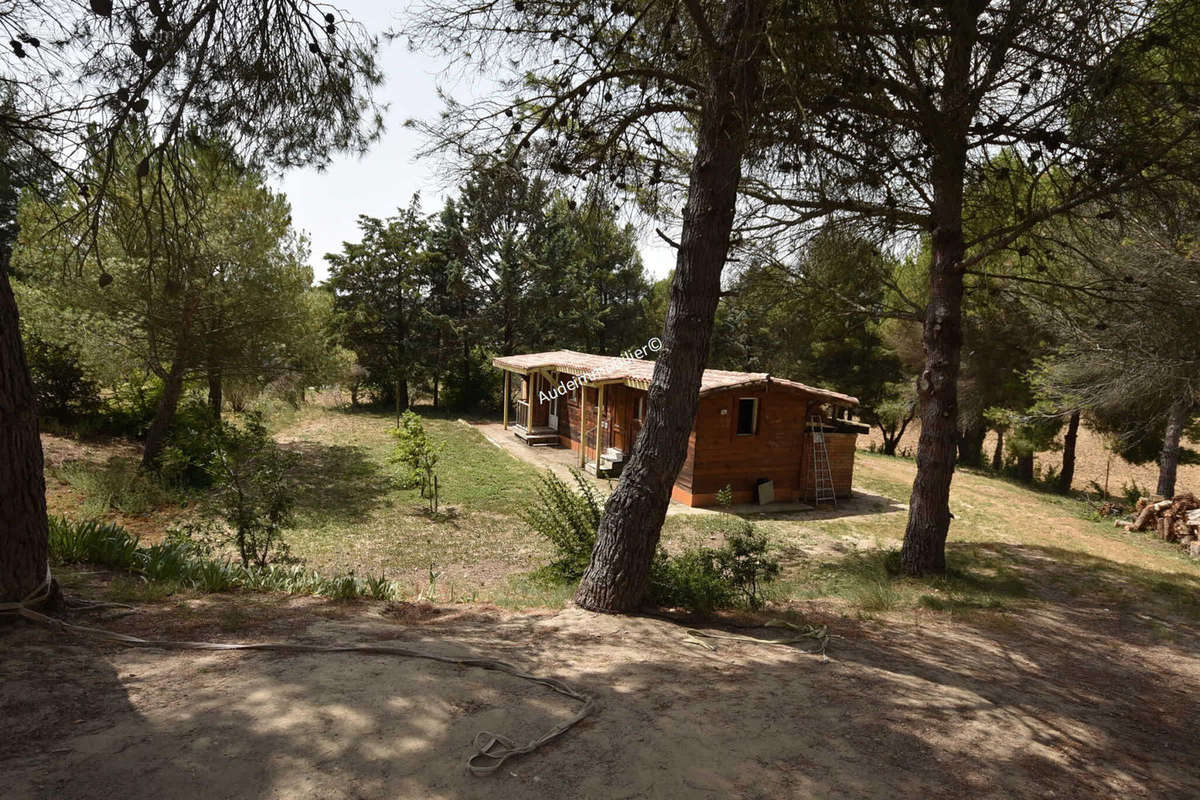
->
(503, 370), (510, 430)
(595, 383), (605, 467)
(579, 386), (588, 468)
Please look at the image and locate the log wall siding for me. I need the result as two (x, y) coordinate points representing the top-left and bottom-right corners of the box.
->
(796, 432), (856, 501)
(523, 370), (856, 506)
(680, 387), (813, 503)
(677, 389), (857, 505)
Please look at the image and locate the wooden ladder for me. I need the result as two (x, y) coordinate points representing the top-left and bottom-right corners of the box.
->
(809, 415), (836, 507)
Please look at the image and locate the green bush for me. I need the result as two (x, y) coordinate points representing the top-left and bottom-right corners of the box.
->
(365, 574), (399, 600)
(47, 516), (401, 601)
(649, 548), (733, 615)
(137, 539), (197, 582)
(188, 559), (239, 593)
(1122, 480), (1149, 509)
(26, 334), (101, 422)
(522, 469), (781, 613)
(714, 523), (781, 609)
(650, 521), (781, 614)
(71, 380), (160, 439)
(205, 412), (300, 568)
(391, 411), (445, 511)
(520, 469), (605, 581)
(715, 484), (734, 508)
(319, 573), (362, 600)
(48, 516), (141, 570)
(158, 401), (222, 487)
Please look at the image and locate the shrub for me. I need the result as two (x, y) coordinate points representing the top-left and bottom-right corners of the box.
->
(1121, 480), (1149, 509)
(365, 574), (399, 600)
(649, 548), (732, 615)
(715, 484), (734, 508)
(714, 524), (781, 610)
(159, 401), (221, 488)
(188, 559), (239, 593)
(520, 469), (605, 581)
(77, 382), (159, 438)
(319, 573), (362, 600)
(391, 410), (445, 508)
(650, 520), (781, 614)
(47, 516), (402, 602)
(522, 471), (781, 613)
(48, 516), (141, 570)
(205, 412), (300, 569)
(137, 539), (197, 582)
(25, 334), (100, 422)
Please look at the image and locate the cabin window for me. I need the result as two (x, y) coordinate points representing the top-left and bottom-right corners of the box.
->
(634, 395), (646, 421)
(736, 397), (759, 435)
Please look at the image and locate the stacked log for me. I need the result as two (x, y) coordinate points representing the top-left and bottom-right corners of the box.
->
(1124, 493), (1200, 557)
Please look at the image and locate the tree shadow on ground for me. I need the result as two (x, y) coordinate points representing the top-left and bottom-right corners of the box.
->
(5, 541), (1199, 799)
(281, 440), (395, 524)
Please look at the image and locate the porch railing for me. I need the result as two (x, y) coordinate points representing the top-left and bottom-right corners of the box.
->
(582, 420), (611, 461)
(515, 399), (530, 429)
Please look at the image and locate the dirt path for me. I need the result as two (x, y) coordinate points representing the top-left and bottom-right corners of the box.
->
(4, 591), (1198, 800)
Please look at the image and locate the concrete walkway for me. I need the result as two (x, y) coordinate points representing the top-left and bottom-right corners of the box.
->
(466, 420), (818, 517)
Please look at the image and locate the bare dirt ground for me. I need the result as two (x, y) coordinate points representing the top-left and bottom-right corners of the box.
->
(3, 569), (1199, 800)
(14, 410), (1198, 798)
(864, 422), (1199, 496)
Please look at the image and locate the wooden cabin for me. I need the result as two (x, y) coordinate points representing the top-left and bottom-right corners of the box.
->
(493, 350), (866, 507)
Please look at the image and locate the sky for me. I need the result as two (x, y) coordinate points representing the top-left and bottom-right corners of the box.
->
(274, 2), (676, 285)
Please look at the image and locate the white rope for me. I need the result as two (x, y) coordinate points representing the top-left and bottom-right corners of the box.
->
(0, 563), (53, 614)
(4, 566), (593, 776)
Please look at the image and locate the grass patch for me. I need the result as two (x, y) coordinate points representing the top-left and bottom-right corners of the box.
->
(51, 457), (180, 515)
(276, 407), (550, 593)
(47, 403), (1200, 618)
(492, 572), (578, 609)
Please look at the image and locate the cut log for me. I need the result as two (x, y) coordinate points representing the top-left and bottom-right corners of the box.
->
(1130, 503), (1158, 532)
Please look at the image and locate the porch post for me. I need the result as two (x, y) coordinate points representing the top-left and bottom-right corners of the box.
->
(595, 383), (605, 466)
(502, 370), (510, 430)
(579, 384), (588, 468)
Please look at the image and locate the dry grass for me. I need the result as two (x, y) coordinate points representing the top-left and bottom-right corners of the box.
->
(42, 403), (1200, 620)
(863, 419), (1199, 496)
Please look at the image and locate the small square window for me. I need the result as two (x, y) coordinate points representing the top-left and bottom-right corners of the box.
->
(736, 397), (758, 435)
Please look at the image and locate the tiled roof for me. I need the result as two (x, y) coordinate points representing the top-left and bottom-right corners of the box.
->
(492, 349), (859, 406)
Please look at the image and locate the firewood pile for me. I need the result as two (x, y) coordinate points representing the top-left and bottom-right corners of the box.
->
(1120, 493), (1200, 558)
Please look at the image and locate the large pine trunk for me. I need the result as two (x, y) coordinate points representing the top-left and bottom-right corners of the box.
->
(573, 0), (768, 613)
(900, 226), (966, 575)
(1057, 410), (1080, 494)
(898, 9), (974, 577)
(991, 428), (1004, 471)
(0, 261), (50, 605)
(1156, 397), (1190, 498)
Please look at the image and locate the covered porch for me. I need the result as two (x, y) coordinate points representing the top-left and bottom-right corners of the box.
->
(497, 363), (644, 478)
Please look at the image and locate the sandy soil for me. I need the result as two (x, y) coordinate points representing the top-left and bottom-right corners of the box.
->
(3, 583), (1198, 800)
(864, 422), (1199, 496)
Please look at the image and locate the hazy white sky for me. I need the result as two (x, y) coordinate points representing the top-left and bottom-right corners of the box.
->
(274, 1), (676, 284)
